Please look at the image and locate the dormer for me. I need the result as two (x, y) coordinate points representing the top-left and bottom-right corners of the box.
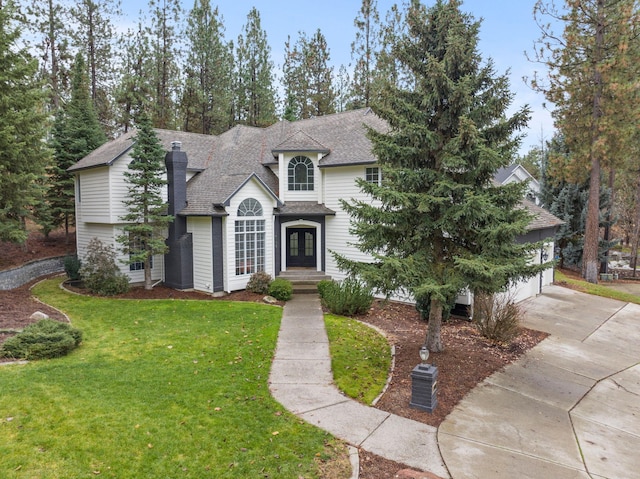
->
(271, 130), (330, 204)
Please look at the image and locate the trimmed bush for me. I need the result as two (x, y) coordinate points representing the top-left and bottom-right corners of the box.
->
(64, 255), (82, 281)
(473, 292), (522, 343)
(268, 278), (293, 301)
(0, 319), (83, 360)
(316, 279), (334, 299)
(319, 278), (373, 316)
(79, 238), (129, 296)
(246, 271), (272, 294)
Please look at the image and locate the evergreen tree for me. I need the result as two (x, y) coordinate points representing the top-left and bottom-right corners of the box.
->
(117, 114), (172, 290)
(349, 0), (380, 109)
(282, 29), (335, 120)
(304, 29), (335, 118)
(147, 0), (182, 129)
(531, 0), (640, 283)
(114, 21), (153, 132)
(181, 1), (233, 134)
(335, 0), (543, 352)
(235, 7), (277, 127)
(69, 0), (120, 136)
(0, 2), (50, 244)
(25, 0), (72, 111)
(47, 53), (106, 243)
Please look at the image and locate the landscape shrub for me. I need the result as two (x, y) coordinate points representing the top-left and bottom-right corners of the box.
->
(268, 278), (293, 301)
(319, 278), (373, 316)
(64, 255), (82, 281)
(0, 319), (82, 360)
(79, 238), (129, 296)
(246, 271), (272, 294)
(316, 279), (333, 299)
(473, 292), (521, 343)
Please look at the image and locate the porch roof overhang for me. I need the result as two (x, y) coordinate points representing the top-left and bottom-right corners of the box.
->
(274, 201), (336, 217)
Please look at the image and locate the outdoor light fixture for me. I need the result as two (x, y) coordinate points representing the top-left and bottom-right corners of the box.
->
(419, 345), (429, 365)
(410, 345), (438, 413)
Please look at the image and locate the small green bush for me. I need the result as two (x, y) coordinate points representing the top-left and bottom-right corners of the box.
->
(317, 279), (334, 299)
(319, 278), (373, 316)
(79, 238), (130, 296)
(0, 319), (83, 360)
(268, 278), (293, 301)
(473, 292), (521, 343)
(246, 271), (272, 294)
(64, 255), (82, 281)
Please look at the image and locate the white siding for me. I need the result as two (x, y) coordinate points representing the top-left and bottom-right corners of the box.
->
(323, 165), (375, 281)
(187, 217), (213, 293)
(225, 179), (277, 292)
(109, 155), (168, 224)
(77, 167), (111, 223)
(278, 152), (323, 203)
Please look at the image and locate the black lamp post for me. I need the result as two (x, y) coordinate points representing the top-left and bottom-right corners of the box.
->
(409, 345), (438, 413)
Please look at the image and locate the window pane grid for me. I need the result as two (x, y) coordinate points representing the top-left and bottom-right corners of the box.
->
(288, 156), (314, 191)
(235, 198), (265, 276)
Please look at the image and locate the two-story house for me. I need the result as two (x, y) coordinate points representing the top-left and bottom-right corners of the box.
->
(69, 108), (561, 302)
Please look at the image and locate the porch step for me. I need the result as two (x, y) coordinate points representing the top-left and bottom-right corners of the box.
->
(277, 270), (331, 294)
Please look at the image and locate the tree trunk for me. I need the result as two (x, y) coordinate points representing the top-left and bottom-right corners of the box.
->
(582, 0), (605, 284)
(425, 297), (443, 352)
(600, 168), (615, 273)
(630, 171), (640, 276)
(144, 256), (153, 290)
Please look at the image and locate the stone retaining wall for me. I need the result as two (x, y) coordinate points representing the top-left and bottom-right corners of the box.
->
(0, 256), (67, 290)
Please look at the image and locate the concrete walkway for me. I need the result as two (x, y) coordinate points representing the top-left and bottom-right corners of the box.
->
(270, 287), (640, 478)
(268, 294), (450, 478)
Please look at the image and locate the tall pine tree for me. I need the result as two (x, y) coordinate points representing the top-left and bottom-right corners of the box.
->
(531, 0), (640, 283)
(117, 114), (172, 290)
(235, 7), (277, 127)
(47, 53), (106, 243)
(181, 1), (233, 134)
(335, 0), (544, 352)
(349, 0), (380, 109)
(0, 1), (50, 244)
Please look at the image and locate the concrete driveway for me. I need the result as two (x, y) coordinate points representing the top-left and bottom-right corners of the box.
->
(438, 285), (640, 479)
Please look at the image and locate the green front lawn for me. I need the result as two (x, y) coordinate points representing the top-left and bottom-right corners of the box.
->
(555, 269), (640, 304)
(0, 280), (345, 478)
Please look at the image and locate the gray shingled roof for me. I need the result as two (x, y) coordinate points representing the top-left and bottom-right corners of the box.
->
(522, 198), (564, 231)
(494, 164), (519, 184)
(274, 201), (336, 216)
(68, 109), (562, 230)
(272, 130), (330, 155)
(68, 129), (217, 172)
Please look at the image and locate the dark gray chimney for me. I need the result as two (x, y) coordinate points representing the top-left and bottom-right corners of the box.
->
(164, 141), (193, 290)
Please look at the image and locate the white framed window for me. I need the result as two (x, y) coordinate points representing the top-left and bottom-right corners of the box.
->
(129, 233), (152, 271)
(235, 198), (265, 276)
(288, 155), (314, 191)
(365, 167), (381, 185)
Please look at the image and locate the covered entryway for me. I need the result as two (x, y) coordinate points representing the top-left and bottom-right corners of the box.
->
(286, 228), (316, 268)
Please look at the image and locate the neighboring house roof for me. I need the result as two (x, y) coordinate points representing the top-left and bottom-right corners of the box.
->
(522, 199), (564, 231)
(495, 164), (540, 189)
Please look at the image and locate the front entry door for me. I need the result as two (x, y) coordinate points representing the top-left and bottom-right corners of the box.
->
(286, 228), (316, 268)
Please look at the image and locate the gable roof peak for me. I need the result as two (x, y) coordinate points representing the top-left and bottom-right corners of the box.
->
(272, 129), (330, 155)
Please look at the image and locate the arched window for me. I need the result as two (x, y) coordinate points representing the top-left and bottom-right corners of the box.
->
(237, 197), (263, 217)
(288, 156), (314, 191)
(235, 198), (265, 276)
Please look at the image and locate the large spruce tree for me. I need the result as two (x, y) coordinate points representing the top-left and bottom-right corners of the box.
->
(117, 114), (172, 290)
(0, 2), (50, 244)
(336, 0), (545, 352)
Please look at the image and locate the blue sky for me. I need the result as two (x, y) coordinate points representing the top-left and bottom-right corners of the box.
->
(122, 0), (553, 155)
